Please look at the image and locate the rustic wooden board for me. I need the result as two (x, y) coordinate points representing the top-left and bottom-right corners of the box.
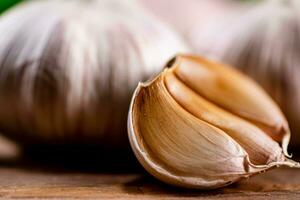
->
(0, 136), (299, 199)
(0, 164), (300, 200)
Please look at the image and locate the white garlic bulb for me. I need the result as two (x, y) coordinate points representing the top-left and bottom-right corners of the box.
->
(141, 0), (247, 50)
(194, 0), (300, 146)
(0, 0), (188, 147)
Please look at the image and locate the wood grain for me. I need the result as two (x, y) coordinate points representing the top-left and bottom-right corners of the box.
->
(0, 137), (299, 199)
(0, 161), (299, 199)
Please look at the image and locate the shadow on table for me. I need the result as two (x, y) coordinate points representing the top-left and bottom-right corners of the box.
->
(0, 150), (143, 175)
(0, 135), (143, 174)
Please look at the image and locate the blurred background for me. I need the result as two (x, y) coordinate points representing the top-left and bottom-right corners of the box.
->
(0, 0), (299, 165)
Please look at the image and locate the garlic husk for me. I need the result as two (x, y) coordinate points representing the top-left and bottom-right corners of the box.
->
(193, 0), (300, 146)
(128, 55), (298, 189)
(0, 0), (189, 147)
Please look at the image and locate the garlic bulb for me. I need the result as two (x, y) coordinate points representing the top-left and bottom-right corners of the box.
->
(195, 0), (300, 146)
(128, 55), (299, 189)
(0, 0), (188, 147)
(141, 0), (247, 50)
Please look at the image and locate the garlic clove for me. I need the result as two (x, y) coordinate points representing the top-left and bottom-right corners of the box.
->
(129, 75), (254, 189)
(164, 71), (284, 165)
(128, 55), (299, 189)
(172, 55), (289, 144)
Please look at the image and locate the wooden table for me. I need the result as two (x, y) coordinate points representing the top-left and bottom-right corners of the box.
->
(0, 136), (299, 199)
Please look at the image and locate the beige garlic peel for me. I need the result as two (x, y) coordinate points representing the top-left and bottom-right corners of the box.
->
(0, 0), (188, 147)
(128, 55), (299, 189)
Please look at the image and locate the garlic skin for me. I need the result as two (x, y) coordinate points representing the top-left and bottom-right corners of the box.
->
(0, 0), (188, 147)
(194, 0), (300, 146)
(128, 55), (298, 189)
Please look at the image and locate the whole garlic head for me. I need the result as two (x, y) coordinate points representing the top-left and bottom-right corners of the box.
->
(195, 0), (300, 146)
(0, 0), (188, 147)
(128, 55), (298, 189)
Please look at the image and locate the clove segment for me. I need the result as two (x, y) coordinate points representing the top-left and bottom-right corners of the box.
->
(164, 71), (283, 165)
(128, 55), (299, 189)
(172, 55), (289, 144)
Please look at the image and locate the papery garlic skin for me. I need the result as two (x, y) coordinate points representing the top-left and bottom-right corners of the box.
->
(128, 55), (298, 189)
(0, 0), (188, 147)
(193, 0), (300, 146)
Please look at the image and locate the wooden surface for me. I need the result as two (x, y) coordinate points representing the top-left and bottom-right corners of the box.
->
(1, 164), (300, 200)
(0, 137), (300, 199)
